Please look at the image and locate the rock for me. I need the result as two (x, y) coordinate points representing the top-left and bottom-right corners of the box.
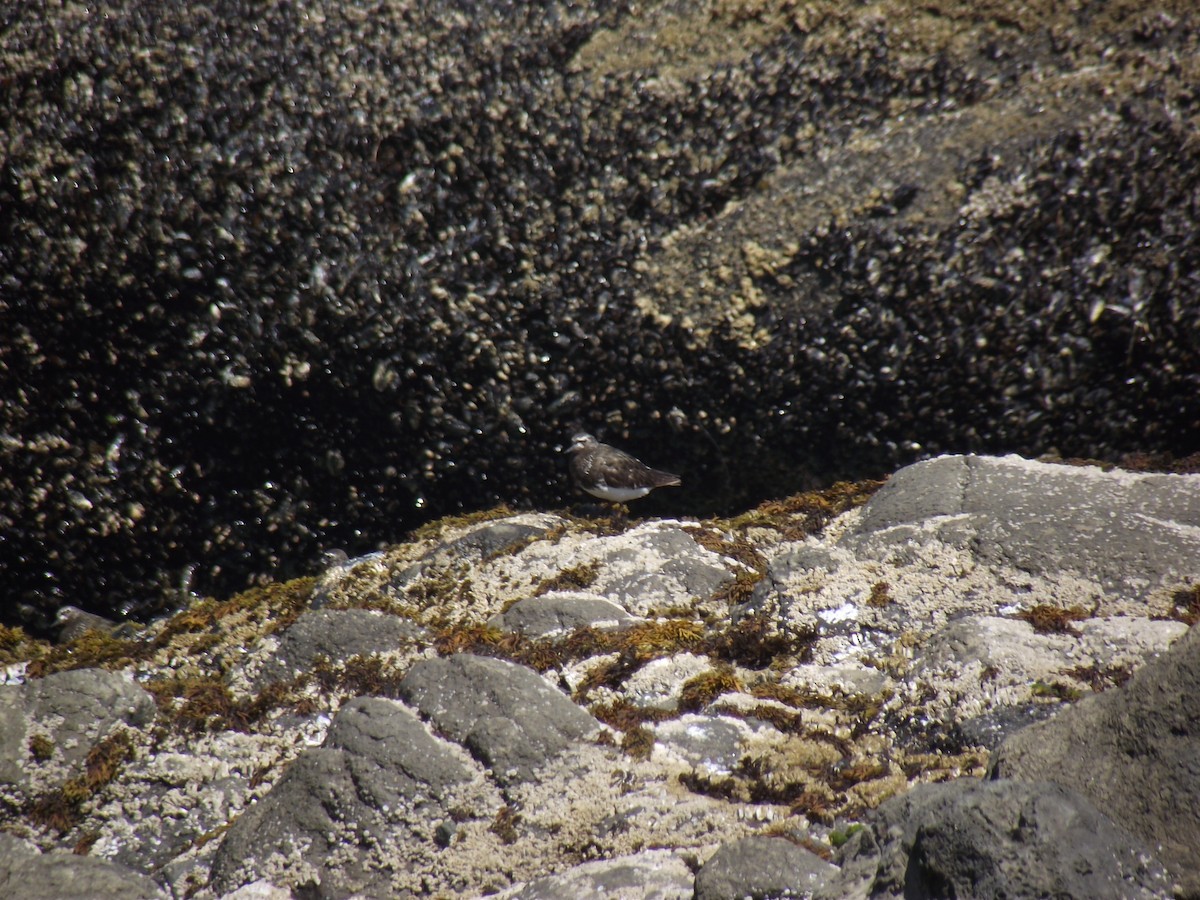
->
(490, 592), (636, 638)
(249, 608), (425, 687)
(741, 457), (1196, 756)
(908, 613), (1190, 750)
(623, 654), (714, 711)
(0, 832), (166, 900)
(990, 622), (1200, 896)
(948, 703), (1061, 753)
(0, 695), (29, 787)
(0, 457), (1196, 899)
(779, 662), (890, 701)
(436, 519), (562, 562)
(307, 550), (385, 608)
(916, 615), (1078, 678)
(217, 881), (294, 900)
(815, 779), (1175, 900)
(585, 526), (736, 616)
(493, 849), (694, 899)
(0, 668), (156, 791)
(652, 714), (758, 776)
(694, 835), (837, 900)
(391, 517), (565, 591)
(847, 455), (1200, 605)
(323, 695), (477, 800)
(210, 696), (479, 896)
(397, 654), (600, 785)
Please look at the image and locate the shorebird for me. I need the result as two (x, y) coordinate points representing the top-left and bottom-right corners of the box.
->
(566, 432), (681, 502)
(53, 605), (124, 643)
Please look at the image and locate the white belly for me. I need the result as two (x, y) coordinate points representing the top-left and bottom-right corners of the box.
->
(583, 484), (653, 502)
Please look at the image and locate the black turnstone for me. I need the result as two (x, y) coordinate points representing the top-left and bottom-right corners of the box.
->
(566, 432), (681, 502)
(53, 605), (123, 643)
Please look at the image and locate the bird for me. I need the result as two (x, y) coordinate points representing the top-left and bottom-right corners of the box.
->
(566, 432), (681, 502)
(53, 605), (124, 643)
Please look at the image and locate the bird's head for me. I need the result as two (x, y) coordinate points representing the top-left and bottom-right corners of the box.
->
(566, 432), (597, 455)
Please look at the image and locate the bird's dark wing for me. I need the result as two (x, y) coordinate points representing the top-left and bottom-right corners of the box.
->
(592, 447), (679, 489)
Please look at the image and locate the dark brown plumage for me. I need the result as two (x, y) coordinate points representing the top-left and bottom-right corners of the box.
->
(566, 433), (681, 501)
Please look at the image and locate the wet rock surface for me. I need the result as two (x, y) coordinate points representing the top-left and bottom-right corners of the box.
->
(3, 0), (1199, 630)
(0, 456), (1195, 898)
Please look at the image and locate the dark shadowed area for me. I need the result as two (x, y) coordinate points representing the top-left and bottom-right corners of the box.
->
(2, 0), (1198, 630)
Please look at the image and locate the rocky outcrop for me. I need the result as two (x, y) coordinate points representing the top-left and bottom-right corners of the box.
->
(249, 607), (427, 688)
(991, 621), (1200, 897)
(0, 669), (156, 792)
(493, 850), (696, 900)
(395, 654), (602, 787)
(846, 454), (1200, 602)
(813, 779), (1175, 900)
(209, 696), (484, 897)
(694, 835), (837, 900)
(0, 455), (1196, 898)
(0, 833), (165, 900)
(3, 0), (1198, 629)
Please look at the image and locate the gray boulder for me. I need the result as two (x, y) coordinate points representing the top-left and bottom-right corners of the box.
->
(695, 835), (837, 900)
(846, 455), (1200, 602)
(397, 654), (600, 785)
(0, 668), (155, 790)
(0, 833), (166, 900)
(494, 850), (694, 899)
(389, 518), (564, 592)
(814, 778), (1174, 900)
(490, 592), (637, 637)
(210, 696), (477, 896)
(250, 607), (425, 687)
(991, 622), (1200, 896)
(593, 528), (736, 614)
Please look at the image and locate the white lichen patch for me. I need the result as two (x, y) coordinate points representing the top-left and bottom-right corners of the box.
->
(89, 729), (299, 854)
(763, 526), (1115, 668)
(623, 654), (714, 710)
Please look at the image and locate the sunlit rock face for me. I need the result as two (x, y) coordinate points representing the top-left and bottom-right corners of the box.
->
(0, 458), (1195, 897)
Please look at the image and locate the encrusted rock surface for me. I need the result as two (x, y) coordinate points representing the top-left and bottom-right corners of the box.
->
(847, 454), (1200, 602)
(395, 654), (602, 787)
(694, 834), (837, 900)
(0, 832), (166, 900)
(488, 593), (636, 638)
(812, 779), (1175, 900)
(249, 607), (427, 688)
(493, 850), (695, 900)
(209, 696), (484, 897)
(0, 455), (1196, 898)
(991, 621), (1200, 898)
(0, 669), (156, 792)
(3, 0), (1199, 630)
